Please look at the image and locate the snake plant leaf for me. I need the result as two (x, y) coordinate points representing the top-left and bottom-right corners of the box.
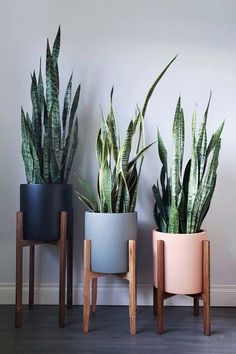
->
(121, 120), (134, 176)
(168, 202), (179, 233)
(52, 26), (60, 67)
(76, 174), (99, 212)
(68, 84), (81, 135)
(206, 121), (224, 158)
(64, 118), (78, 183)
(75, 191), (95, 212)
(121, 170), (130, 212)
(51, 99), (61, 165)
(96, 128), (102, 165)
(196, 175), (216, 231)
(127, 141), (155, 171)
(102, 160), (113, 212)
(37, 59), (44, 114)
(61, 84), (81, 177)
(186, 111), (199, 232)
(135, 55), (177, 155)
(107, 103), (119, 162)
(42, 100), (51, 182)
(31, 71), (41, 152)
(142, 55), (178, 118)
(129, 154), (144, 212)
(153, 182), (167, 222)
(171, 97), (184, 206)
(21, 108), (34, 183)
(62, 74), (72, 145)
(49, 147), (60, 183)
(157, 129), (168, 174)
(191, 138), (221, 233)
(197, 93), (211, 182)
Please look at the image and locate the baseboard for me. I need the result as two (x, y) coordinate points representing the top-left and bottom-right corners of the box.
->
(1, 283), (235, 306)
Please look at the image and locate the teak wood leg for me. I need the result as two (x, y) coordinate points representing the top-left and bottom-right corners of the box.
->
(59, 211), (67, 328)
(67, 239), (73, 310)
(193, 296), (199, 316)
(203, 240), (211, 336)
(83, 239), (137, 335)
(83, 240), (91, 334)
(157, 240), (164, 334)
(29, 245), (35, 309)
(127, 240), (136, 335)
(92, 278), (97, 313)
(153, 286), (157, 315)
(154, 239), (211, 336)
(15, 211), (23, 328)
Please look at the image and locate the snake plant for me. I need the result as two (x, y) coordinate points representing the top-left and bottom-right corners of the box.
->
(153, 94), (224, 233)
(75, 56), (177, 212)
(21, 27), (80, 184)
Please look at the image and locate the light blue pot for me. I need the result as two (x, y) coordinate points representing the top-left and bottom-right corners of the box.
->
(85, 211), (137, 273)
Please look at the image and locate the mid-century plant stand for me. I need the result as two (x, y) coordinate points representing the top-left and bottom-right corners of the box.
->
(83, 239), (137, 335)
(15, 211), (73, 328)
(153, 239), (211, 336)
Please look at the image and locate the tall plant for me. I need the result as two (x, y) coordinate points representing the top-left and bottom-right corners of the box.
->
(75, 56), (177, 212)
(153, 94), (224, 233)
(21, 27), (80, 184)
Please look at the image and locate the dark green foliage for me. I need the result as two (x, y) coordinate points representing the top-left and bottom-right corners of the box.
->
(21, 27), (80, 184)
(153, 95), (224, 233)
(75, 56), (177, 213)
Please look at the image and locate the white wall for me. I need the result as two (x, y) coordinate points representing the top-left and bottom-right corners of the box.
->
(0, 0), (236, 305)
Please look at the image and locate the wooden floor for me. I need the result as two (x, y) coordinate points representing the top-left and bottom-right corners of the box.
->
(0, 305), (235, 354)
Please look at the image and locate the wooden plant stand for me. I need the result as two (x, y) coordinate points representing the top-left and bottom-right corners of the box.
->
(83, 239), (137, 335)
(15, 211), (73, 328)
(153, 239), (211, 336)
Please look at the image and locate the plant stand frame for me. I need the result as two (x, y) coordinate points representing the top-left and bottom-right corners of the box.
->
(153, 239), (211, 336)
(15, 211), (73, 328)
(83, 239), (137, 335)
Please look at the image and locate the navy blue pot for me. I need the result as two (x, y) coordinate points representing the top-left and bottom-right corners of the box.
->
(20, 184), (73, 241)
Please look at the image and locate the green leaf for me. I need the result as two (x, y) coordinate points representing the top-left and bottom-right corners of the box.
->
(62, 74), (72, 146)
(52, 26), (61, 67)
(168, 202), (179, 233)
(76, 174), (99, 212)
(64, 118), (78, 183)
(142, 55), (177, 118)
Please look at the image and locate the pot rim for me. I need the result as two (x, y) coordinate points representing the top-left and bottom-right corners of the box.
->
(153, 229), (206, 236)
(20, 183), (72, 187)
(85, 211), (137, 216)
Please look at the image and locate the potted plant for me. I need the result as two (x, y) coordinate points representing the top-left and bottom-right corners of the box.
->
(76, 57), (176, 273)
(152, 95), (224, 294)
(20, 27), (80, 241)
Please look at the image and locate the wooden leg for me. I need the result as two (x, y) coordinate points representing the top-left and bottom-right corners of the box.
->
(15, 211), (23, 328)
(67, 239), (73, 310)
(29, 245), (35, 310)
(193, 296), (199, 316)
(203, 240), (211, 336)
(157, 240), (164, 335)
(59, 211), (67, 328)
(92, 278), (97, 313)
(128, 240), (136, 335)
(153, 286), (157, 315)
(83, 240), (91, 334)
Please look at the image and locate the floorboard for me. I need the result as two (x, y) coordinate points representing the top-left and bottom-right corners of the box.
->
(0, 306), (235, 354)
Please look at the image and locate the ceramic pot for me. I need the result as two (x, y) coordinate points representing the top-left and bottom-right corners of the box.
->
(20, 184), (73, 241)
(85, 211), (137, 273)
(153, 230), (208, 294)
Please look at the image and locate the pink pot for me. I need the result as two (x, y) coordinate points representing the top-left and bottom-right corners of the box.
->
(153, 230), (208, 295)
